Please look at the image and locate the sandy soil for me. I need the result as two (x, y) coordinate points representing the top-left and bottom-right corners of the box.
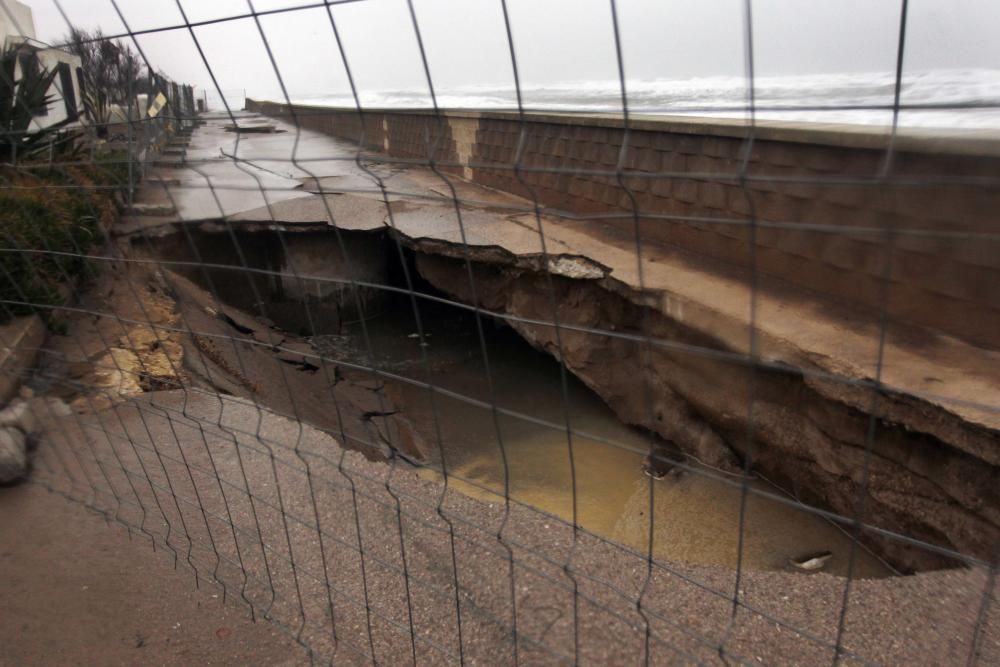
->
(0, 482), (308, 667)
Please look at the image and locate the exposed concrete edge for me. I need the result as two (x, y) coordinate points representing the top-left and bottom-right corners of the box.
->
(124, 196), (1000, 465)
(250, 99), (1000, 159)
(594, 268), (1000, 466)
(392, 234), (611, 280)
(115, 217), (340, 238)
(381, 224), (1000, 464)
(125, 204), (1000, 465)
(398, 229), (1000, 466)
(0, 316), (45, 403)
(123, 214), (612, 280)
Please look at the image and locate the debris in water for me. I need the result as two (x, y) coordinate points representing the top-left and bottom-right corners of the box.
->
(642, 465), (667, 480)
(789, 550), (833, 572)
(642, 451), (680, 480)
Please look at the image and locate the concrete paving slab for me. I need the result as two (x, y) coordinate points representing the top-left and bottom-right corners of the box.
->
(20, 389), (999, 666)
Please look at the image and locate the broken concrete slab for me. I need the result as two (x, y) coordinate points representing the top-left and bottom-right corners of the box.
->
(366, 411), (427, 463)
(275, 341), (317, 365)
(114, 111), (1000, 570)
(224, 123), (280, 133)
(127, 202), (177, 217)
(128, 113), (1000, 439)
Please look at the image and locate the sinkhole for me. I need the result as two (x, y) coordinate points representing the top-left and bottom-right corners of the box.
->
(142, 226), (893, 577)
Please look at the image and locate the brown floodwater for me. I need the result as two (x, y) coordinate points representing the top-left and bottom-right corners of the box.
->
(318, 296), (891, 579)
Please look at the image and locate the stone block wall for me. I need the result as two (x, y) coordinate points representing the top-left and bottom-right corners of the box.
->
(254, 103), (462, 176)
(247, 100), (1000, 349)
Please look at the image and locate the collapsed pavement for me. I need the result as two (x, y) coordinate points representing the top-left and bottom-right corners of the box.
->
(104, 110), (1000, 573)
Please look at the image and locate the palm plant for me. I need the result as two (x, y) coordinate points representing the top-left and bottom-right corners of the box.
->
(0, 44), (77, 162)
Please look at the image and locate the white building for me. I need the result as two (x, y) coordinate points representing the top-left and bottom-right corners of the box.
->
(0, 0), (84, 130)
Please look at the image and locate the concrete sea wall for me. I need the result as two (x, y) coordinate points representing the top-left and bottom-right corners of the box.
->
(246, 99), (1000, 350)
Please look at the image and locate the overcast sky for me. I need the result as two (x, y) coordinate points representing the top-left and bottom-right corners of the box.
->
(16, 0), (1000, 105)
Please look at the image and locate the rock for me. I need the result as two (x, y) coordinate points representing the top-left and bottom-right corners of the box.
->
(642, 449), (686, 480)
(36, 397), (73, 418)
(276, 341), (320, 372)
(0, 399), (36, 435)
(275, 341), (316, 365)
(789, 550), (833, 572)
(0, 427), (27, 484)
(366, 413), (427, 464)
(71, 394), (113, 413)
(252, 328), (285, 348)
(0, 397), (73, 448)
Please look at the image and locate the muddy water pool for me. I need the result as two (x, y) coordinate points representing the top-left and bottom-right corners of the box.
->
(316, 298), (890, 578)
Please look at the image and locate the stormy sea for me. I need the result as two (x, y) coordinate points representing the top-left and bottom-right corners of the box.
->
(275, 68), (1000, 130)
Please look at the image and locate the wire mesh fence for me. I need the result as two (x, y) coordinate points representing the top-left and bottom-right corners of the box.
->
(1, 0), (998, 665)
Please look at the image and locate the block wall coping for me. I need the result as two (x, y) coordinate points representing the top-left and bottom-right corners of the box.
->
(248, 99), (1000, 159)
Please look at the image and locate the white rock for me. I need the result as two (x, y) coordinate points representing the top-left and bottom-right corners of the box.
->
(38, 397), (73, 418)
(0, 400), (36, 435)
(546, 256), (606, 280)
(0, 397), (73, 445)
(0, 427), (27, 483)
(789, 550), (833, 572)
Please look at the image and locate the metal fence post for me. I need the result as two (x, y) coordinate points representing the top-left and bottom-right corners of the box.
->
(126, 74), (134, 211)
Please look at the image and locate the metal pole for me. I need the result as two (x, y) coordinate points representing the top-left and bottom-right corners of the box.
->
(126, 74), (134, 210)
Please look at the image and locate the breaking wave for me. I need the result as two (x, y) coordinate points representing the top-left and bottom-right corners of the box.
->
(284, 69), (1000, 130)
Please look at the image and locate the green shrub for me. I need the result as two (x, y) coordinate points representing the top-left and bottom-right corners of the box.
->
(0, 193), (97, 322)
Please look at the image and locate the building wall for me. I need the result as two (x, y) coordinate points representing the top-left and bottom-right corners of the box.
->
(32, 47), (83, 129)
(0, 1), (36, 41)
(1, 1), (83, 130)
(247, 100), (1000, 349)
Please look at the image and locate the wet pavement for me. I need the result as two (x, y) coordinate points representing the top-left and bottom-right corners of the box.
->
(120, 111), (1000, 444)
(17, 390), (998, 665)
(0, 482), (308, 666)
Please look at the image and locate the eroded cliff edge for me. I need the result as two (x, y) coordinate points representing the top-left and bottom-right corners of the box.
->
(412, 250), (999, 572)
